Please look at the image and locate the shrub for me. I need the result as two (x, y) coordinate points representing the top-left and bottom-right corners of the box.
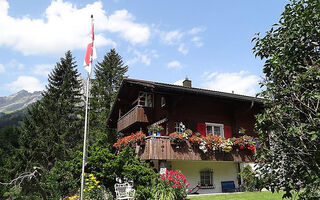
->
(152, 170), (189, 200)
(239, 165), (265, 192)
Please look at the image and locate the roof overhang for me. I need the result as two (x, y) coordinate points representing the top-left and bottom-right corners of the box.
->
(107, 78), (264, 128)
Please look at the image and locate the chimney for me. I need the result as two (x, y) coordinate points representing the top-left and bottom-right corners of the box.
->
(183, 77), (191, 88)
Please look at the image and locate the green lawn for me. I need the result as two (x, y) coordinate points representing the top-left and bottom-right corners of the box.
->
(188, 191), (284, 200)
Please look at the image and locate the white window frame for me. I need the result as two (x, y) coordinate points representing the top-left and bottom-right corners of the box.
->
(138, 92), (153, 107)
(205, 122), (224, 138)
(174, 122), (185, 133)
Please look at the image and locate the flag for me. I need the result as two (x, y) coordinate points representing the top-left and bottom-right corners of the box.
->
(83, 15), (97, 75)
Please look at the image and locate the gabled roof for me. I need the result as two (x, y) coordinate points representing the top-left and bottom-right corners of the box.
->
(107, 78), (264, 127)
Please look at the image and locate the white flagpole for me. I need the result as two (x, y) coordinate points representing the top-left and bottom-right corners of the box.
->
(80, 14), (94, 200)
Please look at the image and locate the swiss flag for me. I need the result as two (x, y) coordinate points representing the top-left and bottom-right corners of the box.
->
(83, 15), (97, 75)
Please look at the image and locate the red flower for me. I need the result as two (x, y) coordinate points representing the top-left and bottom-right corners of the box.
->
(248, 145), (256, 152)
(113, 131), (146, 150)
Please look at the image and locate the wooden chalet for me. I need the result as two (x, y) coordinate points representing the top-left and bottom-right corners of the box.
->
(107, 78), (263, 193)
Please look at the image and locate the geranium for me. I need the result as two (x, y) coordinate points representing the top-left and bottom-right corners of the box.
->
(191, 133), (258, 154)
(159, 170), (189, 200)
(169, 132), (186, 144)
(188, 135), (202, 145)
(203, 133), (223, 151)
(247, 144), (256, 152)
(113, 131), (146, 150)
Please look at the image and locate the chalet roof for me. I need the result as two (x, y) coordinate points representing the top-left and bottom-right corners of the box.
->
(107, 78), (264, 127)
(123, 78), (263, 102)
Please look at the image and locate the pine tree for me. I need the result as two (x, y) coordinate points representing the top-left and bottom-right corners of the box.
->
(90, 48), (128, 144)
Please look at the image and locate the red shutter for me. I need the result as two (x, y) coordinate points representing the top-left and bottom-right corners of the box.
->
(224, 125), (232, 138)
(197, 123), (206, 137)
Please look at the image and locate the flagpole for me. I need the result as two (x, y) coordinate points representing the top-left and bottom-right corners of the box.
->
(80, 14), (94, 200)
(80, 70), (90, 200)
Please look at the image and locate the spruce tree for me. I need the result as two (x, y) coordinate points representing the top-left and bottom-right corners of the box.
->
(15, 51), (83, 198)
(41, 50), (83, 159)
(90, 49), (128, 144)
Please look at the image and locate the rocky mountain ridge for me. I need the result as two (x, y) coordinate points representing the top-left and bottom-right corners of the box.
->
(0, 90), (42, 113)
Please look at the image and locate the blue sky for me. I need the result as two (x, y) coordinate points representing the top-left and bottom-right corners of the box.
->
(0, 0), (288, 96)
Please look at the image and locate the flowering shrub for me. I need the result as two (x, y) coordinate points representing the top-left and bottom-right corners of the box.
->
(153, 170), (189, 200)
(113, 131), (146, 150)
(67, 173), (105, 200)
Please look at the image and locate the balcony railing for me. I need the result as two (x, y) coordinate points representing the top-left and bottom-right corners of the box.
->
(137, 137), (254, 162)
(117, 105), (152, 132)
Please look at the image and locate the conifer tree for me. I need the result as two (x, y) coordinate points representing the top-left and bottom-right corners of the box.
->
(14, 51), (83, 198)
(90, 49), (128, 143)
(41, 50), (83, 158)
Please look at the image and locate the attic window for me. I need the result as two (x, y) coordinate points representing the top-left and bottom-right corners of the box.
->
(138, 92), (153, 107)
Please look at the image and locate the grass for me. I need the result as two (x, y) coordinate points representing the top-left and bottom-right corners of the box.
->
(188, 191), (284, 200)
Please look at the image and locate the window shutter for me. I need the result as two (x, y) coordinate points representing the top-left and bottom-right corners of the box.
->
(197, 123), (206, 137)
(224, 125), (232, 138)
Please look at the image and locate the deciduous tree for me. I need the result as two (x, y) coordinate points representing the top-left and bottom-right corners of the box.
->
(253, 0), (320, 198)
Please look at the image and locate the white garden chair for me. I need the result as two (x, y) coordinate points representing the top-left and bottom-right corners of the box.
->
(114, 182), (135, 200)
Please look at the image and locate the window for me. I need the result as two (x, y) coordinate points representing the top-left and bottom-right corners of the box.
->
(205, 123), (224, 137)
(161, 96), (166, 107)
(174, 122), (185, 133)
(138, 92), (153, 107)
(200, 169), (213, 186)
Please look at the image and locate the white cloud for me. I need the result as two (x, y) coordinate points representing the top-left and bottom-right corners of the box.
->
(0, 64), (5, 73)
(188, 27), (206, 35)
(191, 36), (203, 47)
(202, 71), (260, 96)
(34, 64), (53, 77)
(159, 27), (205, 55)
(106, 10), (150, 45)
(7, 76), (45, 92)
(178, 43), (188, 55)
(126, 49), (158, 66)
(167, 60), (182, 69)
(161, 30), (183, 45)
(7, 59), (24, 70)
(173, 79), (184, 86)
(0, 0), (149, 55)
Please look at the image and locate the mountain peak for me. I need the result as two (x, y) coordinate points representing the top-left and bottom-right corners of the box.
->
(0, 90), (42, 113)
(17, 89), (28, 94)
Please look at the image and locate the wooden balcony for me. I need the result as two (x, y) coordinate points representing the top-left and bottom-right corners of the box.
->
(117, 106), (152, 132)
(137, 137), (254, 162)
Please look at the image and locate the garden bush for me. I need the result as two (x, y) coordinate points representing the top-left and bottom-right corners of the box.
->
(240, 165), (265, 192)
